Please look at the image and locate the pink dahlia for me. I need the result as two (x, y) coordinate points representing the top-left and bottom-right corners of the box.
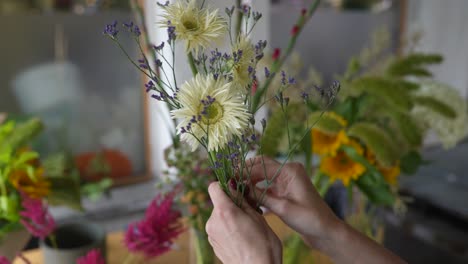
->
(76, 249), (105, 264)
(19, 194), (56, 240)
(124, 191), (184, 258)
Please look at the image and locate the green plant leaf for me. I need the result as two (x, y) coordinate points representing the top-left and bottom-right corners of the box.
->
(0, 195), (20, 222)
(413, 96), (457, 119)
(348, 122), (399, 167)
(47, 177), (83, 211)
(386, 53), (443, 78)
(400, 151), (424, 175)
(356, 171), (395, 206)
(351, 77), (413, 112)
(0, 118), (43, 154)
(333, 95), (369, 125)
(308, 112), (345, 135)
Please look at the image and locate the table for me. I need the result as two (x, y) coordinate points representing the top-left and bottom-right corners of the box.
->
(14, 215), (332, 264)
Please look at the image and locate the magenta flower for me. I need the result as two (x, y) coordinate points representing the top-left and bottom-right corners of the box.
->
(0, 256), (10, 264)
(19, 194), (56, 240)
(124, 191), (184, 259)
(76, 249), (105, 264)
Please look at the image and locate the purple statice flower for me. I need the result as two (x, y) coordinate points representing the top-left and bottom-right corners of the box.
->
(19, 194), (56, 240)
(124, 191), (184, 259)
(0, 256), (10, 264)
(76, 249), (105, 264)
(153, 42), (165, 51)
(103, 21), (119, 38)
(281, 71), (287, 85)
(167, 21), (176, 41)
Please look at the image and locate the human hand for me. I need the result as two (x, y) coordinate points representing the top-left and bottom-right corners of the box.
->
(245, 156), (340, 249)
(205, 182), (282, 264)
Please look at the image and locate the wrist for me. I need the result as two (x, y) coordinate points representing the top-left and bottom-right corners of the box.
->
(301, 209), (344, 254)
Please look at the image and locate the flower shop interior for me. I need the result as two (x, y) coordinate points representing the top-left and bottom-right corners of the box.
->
(1, 0), (468, 263)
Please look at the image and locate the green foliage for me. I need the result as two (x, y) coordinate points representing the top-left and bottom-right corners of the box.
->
(283, 233), (311, 264)
(0, 194), (20, 222)
(413, 96), (457, 119)
(386, 53), (443, 78)
(47, 175), (83, 211)
(308, 112), (345, 135)
(348, 122), (399, 167)
(333, 95), (369, 125)
(342, 146), (395, 206)
(400, 151), (425, 175)
(0, 118), (43, 155)
(350, 77), (414, 111)
(81, 178), (113, 201)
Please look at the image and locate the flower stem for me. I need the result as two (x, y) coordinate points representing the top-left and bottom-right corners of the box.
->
(235, 0), (243, 39)
(187, 52), (198, 76)
(251, 0), (321, 112)
(48, 234), (59, 249)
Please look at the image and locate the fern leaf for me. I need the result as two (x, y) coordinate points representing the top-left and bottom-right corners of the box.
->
(348, 122), (399, 167)
(413, 96), (457, 119)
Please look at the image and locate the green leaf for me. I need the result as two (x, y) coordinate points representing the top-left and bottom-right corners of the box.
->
(413, 96), (457, 119)
(333, 95), (369, 126)
(348, 122), (399, 167)
(0, 118), (43, 154)
(386, 110), (423, 148)
(81, 178), (113, 201)
(0, 195), (20, 222)
(43, 153), (69, 178)
(400, 151), (424, 175)
(341, 145), (395, 206)
(356, 171), (395, 206)
(0, 221), (23, 241)
(387, 53), (443, 78)
(308, 112), (345, 135)
(47, 177), (83, 211)
(351, 77), (413, 112)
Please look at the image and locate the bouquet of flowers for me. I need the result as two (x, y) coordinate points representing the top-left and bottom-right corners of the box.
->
(104, 0), (338, 262)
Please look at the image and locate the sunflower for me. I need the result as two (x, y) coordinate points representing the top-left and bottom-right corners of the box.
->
(312, 130), (349, 156)
(365, 148), (400, 185)
(9, 167), (50, 198)
(379, 164), (400, 186)
(231, 36), (256, 92)
(160, 0), (227, 53)
(320, 140), (366, 186)
(172, 74), (250, 151)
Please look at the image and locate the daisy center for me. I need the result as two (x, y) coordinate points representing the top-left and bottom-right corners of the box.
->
(182, 19), (199, 31)
(201, 102), (224, 125)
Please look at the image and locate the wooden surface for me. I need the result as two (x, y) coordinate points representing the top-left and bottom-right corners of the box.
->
(14, 215), (332, 264)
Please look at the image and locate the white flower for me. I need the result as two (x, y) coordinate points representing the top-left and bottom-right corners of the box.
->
(231, 36), (256, 92)
(160, 0), (227, 54)
(172, 75), (250, 151)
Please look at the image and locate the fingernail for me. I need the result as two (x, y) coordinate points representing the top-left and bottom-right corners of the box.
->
(243, 185), (250, 196)
(229, 178), (236, 190)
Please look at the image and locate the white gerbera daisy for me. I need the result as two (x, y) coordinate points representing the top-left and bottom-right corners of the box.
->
(172, 74), (250, 151)
(231, 36), (256, 92)
(160, 0), (227, 54)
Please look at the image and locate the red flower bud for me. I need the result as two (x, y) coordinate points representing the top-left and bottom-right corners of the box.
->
(291, 25), (300, 36)
(272, 48), (281, 60)
(251, 80), (258, 95)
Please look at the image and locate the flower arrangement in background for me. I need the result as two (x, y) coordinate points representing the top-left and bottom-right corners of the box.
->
(265, 28), (467, 264)
(263, 28), (467, 207)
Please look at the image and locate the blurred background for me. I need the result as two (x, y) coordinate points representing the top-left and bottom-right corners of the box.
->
(0, 0), (467, 263)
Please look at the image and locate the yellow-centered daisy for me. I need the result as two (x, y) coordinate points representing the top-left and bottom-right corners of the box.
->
(231, 36), (256, 92)
(172, 74), (250, 151)
(160, 0), (227, 53)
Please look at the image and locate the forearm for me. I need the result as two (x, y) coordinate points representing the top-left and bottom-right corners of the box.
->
(304, 219), (406, 264)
